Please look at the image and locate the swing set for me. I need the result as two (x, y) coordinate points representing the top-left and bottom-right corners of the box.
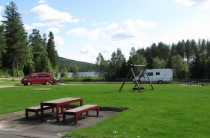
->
(119, 64), (154, 92)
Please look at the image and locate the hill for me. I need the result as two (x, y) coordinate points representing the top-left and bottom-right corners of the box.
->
(59, 57), (96, 72)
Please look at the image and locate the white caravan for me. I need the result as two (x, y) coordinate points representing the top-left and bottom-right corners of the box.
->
(133, 69), (173, 84)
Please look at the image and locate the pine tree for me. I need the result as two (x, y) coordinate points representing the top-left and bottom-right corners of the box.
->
(2, 1), (29, 77)
(46, 31), (59, 71)
(28, 29), (51, 72)
(0, 25), (7, 67)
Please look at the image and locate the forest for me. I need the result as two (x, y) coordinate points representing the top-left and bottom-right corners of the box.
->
(0, 1), (95, 78)
(0, 1), (210, 81)
(95, 39), (210, 80)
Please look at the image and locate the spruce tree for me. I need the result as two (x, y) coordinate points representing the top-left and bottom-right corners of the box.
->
(0, 25), (6, 67)
(28, 29), (50, 72)
(2, 1), (29, 77)
(46, 32), (59, 71)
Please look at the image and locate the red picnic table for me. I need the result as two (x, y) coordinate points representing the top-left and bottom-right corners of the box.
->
(41, 97), (83, 122)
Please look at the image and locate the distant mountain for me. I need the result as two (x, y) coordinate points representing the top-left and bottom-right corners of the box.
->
(59, 57), (96, 72)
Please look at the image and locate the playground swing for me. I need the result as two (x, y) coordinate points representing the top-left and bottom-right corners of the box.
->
(119, 64), (154, 92)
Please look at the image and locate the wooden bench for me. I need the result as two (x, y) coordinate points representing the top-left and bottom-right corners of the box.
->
(25, 105), (52, 120)
(63, 104), (99, 124)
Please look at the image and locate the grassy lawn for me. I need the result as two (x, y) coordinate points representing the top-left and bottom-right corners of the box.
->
(0, 83), (209, 138)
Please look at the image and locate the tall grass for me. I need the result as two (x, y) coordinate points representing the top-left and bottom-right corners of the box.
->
(0, 83), (209, 137)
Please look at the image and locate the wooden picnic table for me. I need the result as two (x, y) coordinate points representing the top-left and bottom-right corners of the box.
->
(41, 97), (83, 122)
(190, 81), (198, 85)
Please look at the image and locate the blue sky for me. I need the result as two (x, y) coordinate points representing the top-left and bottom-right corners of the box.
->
(0, 0), (210, 63)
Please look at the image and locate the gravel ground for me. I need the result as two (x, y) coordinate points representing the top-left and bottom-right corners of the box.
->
(0, 84), (120, 138)
(0, 109), (118, 138)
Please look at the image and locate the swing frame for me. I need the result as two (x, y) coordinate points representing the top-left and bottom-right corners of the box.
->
(119, 64), (154, 92)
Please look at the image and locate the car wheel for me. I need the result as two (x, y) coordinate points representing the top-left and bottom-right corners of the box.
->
(45, 81), (50, 85)
(27, 81), (31, 86)
(158, 80), (163, 84)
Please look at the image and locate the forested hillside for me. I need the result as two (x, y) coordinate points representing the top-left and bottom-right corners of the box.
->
(59, 57), (96, 72)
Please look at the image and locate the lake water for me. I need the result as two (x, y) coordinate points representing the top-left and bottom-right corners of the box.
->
(68, 72), (98, 77)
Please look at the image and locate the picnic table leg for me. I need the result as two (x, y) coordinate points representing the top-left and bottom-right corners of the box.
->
(56, 105), (60, 122)
(80, 100), (83, 106)
(63, 112), (66, 123)
(96, 108), (99, 116)
(66, 104), (69, 110)
(35, 110), (38, 120)
(61, 106), (64, 114)
(41, 104), (44, 121)
(25, 109), (28, 119)
(75, 113), (78, 125)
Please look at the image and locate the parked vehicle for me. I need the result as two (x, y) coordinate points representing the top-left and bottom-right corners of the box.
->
(21, 72), (54, 85)
(133, 69), (173, 84)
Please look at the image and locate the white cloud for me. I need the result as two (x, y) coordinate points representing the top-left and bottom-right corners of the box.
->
(108, 19), (157, 59)
(111, 19), (155, 42)
(67, 27), (88, 36)
(0, 6), (3, 13)
(38, 0), (47, 4)
(101, 46), (115, 53)
(30, 4), (79, 23)
(46, 27), (59, 34)
(32, 22), (62, 27)
(54, 35), (64, 48)
(106, 23), (118, 30)
(0, 6), (3, 22)
(197, 0), (210, 10)
(79, 44), (98, 57)
(24, 24), (34, 30)
(175, 0), (210, 10)
(67, 27), (102, 40)
(162, 20), (210, 44)
(124, 19), (156, 29)
(93, 22), (107, 26)
(174, 0), (195, 7)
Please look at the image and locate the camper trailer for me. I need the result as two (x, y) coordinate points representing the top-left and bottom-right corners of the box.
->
(133, 69), (173, 84)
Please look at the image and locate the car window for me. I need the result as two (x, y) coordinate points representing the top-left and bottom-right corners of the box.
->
(32, 74), (37, 78)
(38, 73), (50, 77)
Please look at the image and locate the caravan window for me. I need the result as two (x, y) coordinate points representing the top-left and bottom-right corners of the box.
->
(147, 72), (153, 76)
(156, 72), (160, 75)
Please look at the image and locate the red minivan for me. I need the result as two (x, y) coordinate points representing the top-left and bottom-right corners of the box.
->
(21, 72), (54, 85)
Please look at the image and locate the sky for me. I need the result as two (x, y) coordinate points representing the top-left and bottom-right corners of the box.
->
(0, 0), (210, 64)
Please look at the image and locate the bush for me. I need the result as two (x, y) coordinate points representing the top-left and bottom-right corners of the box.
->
(0, 69), (10, 78)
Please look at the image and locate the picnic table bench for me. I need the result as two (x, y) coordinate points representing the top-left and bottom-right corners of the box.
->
(25, 105), (52, 120)
(63, 104), (99, 125)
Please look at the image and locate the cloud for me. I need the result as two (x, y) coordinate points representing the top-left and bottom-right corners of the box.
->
(32, 22), (62, 27)
(93, 22), (107, 26)
(54, 35), (64, 49)
(79, 44), (98, 57)
(24, 24), (34, 30)
(123, 19), (156, 29)
(174, 0), (195, 7)
(30, 4), (79, 24)
(111, 19), (155, 42)
(174, 0), (210, 9)
(112, 29), (135, 40)
(0, 6), (3, 13)
(162, 20), (210, 44)
(101, 46), (116, 53)
(38, 0), (47, 4)
(106, 23), (118, 30)
(67, 27), (102, 40)
(46, 27), (59, 34)
(0, 6), (3, 22)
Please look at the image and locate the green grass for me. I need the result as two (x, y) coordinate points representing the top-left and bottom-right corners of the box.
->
(0, 83), (209, 138)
